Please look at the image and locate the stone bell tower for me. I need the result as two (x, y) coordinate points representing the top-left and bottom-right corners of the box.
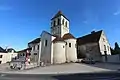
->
(51, 11), (69, 37)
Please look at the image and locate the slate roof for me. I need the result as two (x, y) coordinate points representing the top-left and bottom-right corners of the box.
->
(0, 47), (7, 53)
(42, 31), (58, 37)
(77, 30), (103, 45)
(17, 48), (32, 53)
(7, 48), (16, 53)
(28, 38), (40, 44)
(51, 11), (69, 21)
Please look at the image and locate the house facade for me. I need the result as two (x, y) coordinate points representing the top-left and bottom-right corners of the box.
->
(77, 30), (111, 62)
(0, 47), (18, 64)
(28, 38), (40, 62)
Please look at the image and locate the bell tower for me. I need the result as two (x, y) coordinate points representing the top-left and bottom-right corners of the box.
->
(51, 11), (69, 37)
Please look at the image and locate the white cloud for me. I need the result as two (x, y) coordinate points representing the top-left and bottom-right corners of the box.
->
(113, 11), (120, 15)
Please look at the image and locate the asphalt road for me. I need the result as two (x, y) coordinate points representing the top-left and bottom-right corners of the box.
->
(0, 71), (120, 80)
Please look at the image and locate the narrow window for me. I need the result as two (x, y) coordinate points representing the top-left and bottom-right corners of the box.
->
(37, 45), (39, 50)
(23, 53), (25, 56)
(54, 20), (56, 26)
(66, 42), (67, 45)
(29, 53), (31, 56)
(33, 46), (35, 51)
(34, 53), (37, 55)
(63, 46), (64, 48)
(45, 40), (47, 47)
(65, 21), (67, 27)
(0, 55), (3, 58)
(58, 18), (60, 25)
(103, 38), (105, 42)
(104, 45), (106, 51)
(62, 19), (64, 25)
(69, 43), (71, 47)
(107, 46), (109, 51)
(0, 61), (2, 64)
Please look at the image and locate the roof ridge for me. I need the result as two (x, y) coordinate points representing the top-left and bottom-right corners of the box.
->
(77, 30), (103, 45)
(78, 30), (103, 39)
(51, 11), (69, 21)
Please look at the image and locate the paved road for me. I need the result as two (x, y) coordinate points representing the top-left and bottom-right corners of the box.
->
(12, 63), (112, 74)
(0, 72), (120, 80)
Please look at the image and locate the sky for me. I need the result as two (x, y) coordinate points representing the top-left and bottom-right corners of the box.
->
(0, 0), (120, 51)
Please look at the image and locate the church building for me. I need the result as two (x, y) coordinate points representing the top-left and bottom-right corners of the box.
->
(39, 11), (77, 64)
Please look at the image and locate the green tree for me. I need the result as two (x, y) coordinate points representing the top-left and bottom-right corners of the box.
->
(114, 42), (120, 54)
(110, 47), (116, 55)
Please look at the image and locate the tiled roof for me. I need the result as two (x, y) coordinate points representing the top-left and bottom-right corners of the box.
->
(53, 37), (65, 43)
(77, 30), (103, 45)
(53, 33), (76, 43)
(62, 33), (76, 40)
(51, 11), (69, 21)
(28, 38), (40, 44)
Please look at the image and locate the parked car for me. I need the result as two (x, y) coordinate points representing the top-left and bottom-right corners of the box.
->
(81, 58), (95, 64)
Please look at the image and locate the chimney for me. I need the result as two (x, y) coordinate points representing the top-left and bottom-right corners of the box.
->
(91, 31), (95, 34)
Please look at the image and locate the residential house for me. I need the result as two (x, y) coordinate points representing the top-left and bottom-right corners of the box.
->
(77, 30), (111, 62)
(28, 38), (40, 62)
(0, 47), (18, 64)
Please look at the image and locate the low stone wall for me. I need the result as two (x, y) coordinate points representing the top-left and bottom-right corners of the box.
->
(102, 54), (120, 63)
(25, 62), (38, 70)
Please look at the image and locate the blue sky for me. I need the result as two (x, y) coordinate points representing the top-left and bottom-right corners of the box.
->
(0, 0), (120, 50)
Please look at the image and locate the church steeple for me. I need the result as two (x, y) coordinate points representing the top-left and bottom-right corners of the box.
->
(51, 11), (69, 37)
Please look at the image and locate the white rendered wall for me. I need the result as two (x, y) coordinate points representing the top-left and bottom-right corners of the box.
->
(51, 36), (56, 64)
(53, 42), (66, 64)
(65, 39), (77, 62)
(40, 31), (53, 65)
(99, 31), (111, 55)
(0, 53), (18, 64)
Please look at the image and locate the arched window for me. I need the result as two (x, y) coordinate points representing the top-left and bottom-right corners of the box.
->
(62, 19), (64, 25)
(65, 21), (67, 27)
(57, 18), (60, 25)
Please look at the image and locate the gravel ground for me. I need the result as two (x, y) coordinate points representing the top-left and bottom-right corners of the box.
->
(0, 63), (120, 74)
